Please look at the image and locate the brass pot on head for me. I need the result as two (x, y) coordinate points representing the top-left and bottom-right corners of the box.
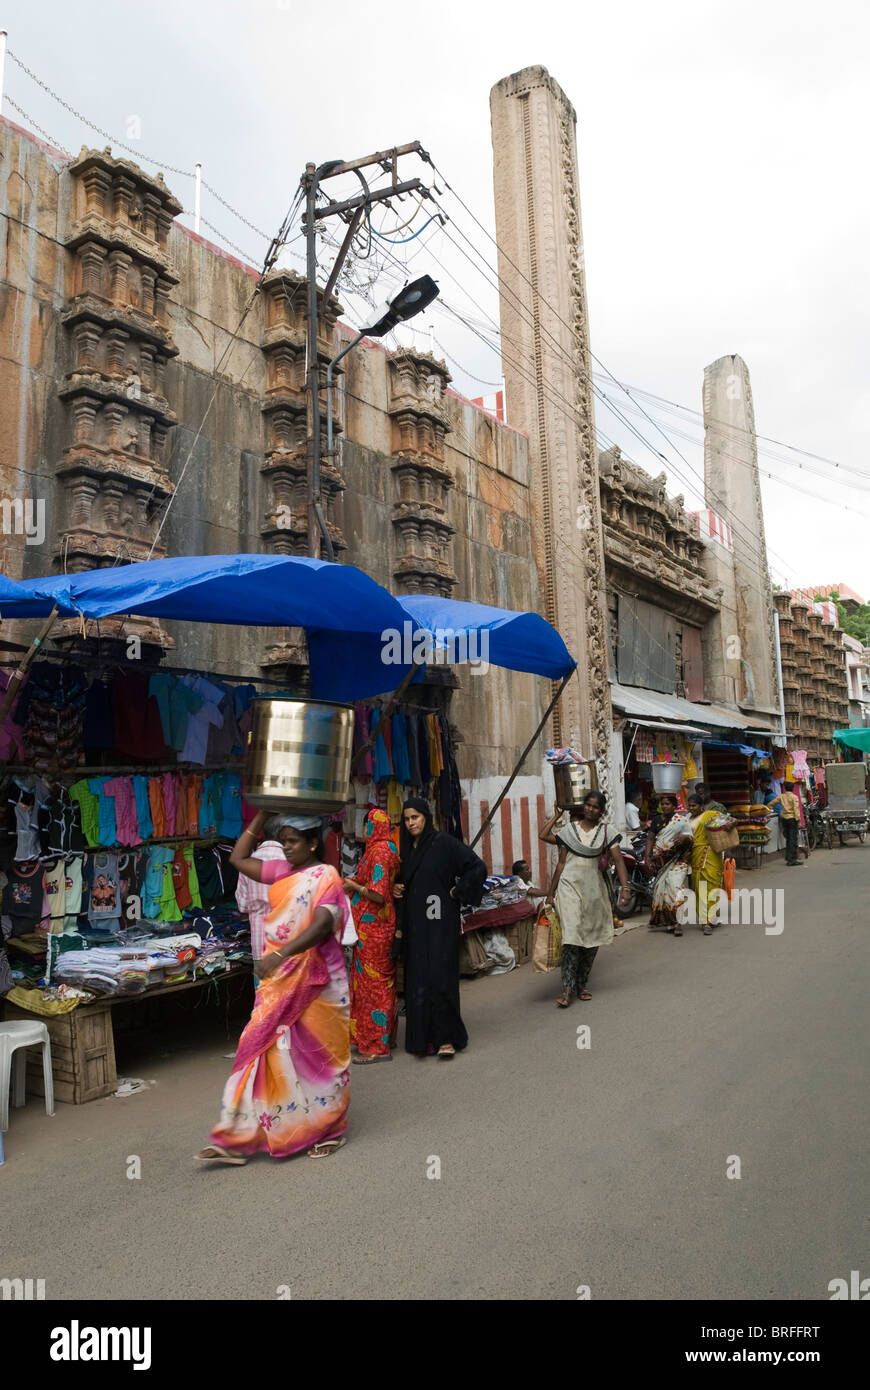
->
(243, 697), (354, 813)
(553, 761), (599, 811)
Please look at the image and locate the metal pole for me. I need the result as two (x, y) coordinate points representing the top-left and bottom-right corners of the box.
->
(773, 607), (788, 747)
(194, 162), (202, 234)
(470, 670), (574, 850)
(326, 331), (364, 468)
(0, 32), (8, 118)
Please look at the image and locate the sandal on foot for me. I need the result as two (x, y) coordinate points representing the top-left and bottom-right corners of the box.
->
(577, 990), (592, 1001)
(307, 1137), (347, 1159)
(352, 1052), (391, 1064)
(556, 991), (573, 1008)
(673, 926), (683, 936)
(437, 1044), (456, 1059)
(194, 1145), (247, 1166)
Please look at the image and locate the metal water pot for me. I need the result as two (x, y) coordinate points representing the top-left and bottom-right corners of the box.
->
(651, 761), (684, 793)
(243, 697), (354, 812)
(553, 761), (599, 809)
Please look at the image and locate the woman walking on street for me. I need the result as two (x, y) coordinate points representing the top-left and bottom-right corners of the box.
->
(540, 791), (631, 1006)
(645, 796), (693, 936)
(686, 792), (735, 935)
(393, 796), (487, 1059)
(343, 809), (400, 1063)
(195, 810), (351, 1164)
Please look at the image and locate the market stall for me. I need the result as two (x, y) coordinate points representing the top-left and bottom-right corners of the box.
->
(1, 554), (576, 1102)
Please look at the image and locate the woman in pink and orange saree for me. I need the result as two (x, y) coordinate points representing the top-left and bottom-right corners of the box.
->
(195, 809), (351, 1164)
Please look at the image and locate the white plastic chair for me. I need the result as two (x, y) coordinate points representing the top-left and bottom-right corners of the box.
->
(0, 1020), (55, 1132)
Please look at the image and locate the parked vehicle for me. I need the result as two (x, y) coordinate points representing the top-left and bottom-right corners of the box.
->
(821, 762), (868, 847)
(606, 831), (656, 917)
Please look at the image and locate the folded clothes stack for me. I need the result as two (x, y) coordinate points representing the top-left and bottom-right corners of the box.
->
(477, 874), (526, 912)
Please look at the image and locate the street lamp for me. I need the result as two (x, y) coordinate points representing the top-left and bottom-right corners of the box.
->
(324, 276), (440, 549)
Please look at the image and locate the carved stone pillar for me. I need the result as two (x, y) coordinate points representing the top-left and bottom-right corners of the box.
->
(388, 350), (457, 597)
(57, 149), (182, 645)
(258, 269), (345, 675)
(490, 66), (611, 777)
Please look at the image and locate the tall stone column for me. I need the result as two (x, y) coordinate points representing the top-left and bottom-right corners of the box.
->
(490, 66), (611, 779)
(702, 355), (779, 715)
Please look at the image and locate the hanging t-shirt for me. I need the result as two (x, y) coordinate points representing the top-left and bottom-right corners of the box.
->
(161, 773), (178, 838)
(172, 849), (192, 911)
(218, 773), (242, 838)
(149, 673), (203, 752)
(38, 789), (87, 856)
(63, 856), (84, 932)
(132, 775), (154, 840)
(183, 845), (202, 910)
(42, 858), (67, 933)
(185, 774), (203, 837)
(159, 855), (183, 923)
(391, 711), (411, 783)
(11, 793), (42, 861)
(0, 670), (26, 761)
(2, 862), (46, 929)
(142, 848), (175, 919)
(112, 670), (168, 759)
(193, 846), (223, 906)
(103, 777), (141, 847)
(199, 775), (220, 837)
(83, 679), (114, 750)
(87, 852), (121, 922)
(148, 777), (166, 838)
(87, 778), (117, 847)
(179, 674), (224, 764)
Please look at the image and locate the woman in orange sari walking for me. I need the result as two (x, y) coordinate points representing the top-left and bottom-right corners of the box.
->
(195, 810), (351, 1164)
(343, 809), (400, 1063)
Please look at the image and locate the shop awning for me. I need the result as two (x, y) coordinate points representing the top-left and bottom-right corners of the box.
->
(621, 718), (707, 736)
(0, 555), (418, 703)
(833, 727), (870, 752)
(610, 682), (773, 734)
(397, 595), (576, 680)
(0, 556), (577, 700)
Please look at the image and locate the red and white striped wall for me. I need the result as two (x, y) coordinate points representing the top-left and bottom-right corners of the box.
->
(690, 509), (733, 551)
(460, 773), (556, 885)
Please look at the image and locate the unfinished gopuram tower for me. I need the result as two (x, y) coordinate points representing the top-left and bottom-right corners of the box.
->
(490, 65), (611, 786)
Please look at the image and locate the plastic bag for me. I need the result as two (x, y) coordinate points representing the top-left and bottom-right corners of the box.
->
(532, 905), (562, 973)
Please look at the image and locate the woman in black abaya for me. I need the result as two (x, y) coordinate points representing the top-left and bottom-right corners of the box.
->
(393, 797), (487, 1059)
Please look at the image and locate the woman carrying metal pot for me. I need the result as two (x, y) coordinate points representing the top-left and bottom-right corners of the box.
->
(540, 791), (631, 1006)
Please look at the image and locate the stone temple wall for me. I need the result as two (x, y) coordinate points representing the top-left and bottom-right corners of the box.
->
(0, 115), (541, 784)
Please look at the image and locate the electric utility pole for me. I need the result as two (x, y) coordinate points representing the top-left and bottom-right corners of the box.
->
(301, 143), (436, 560)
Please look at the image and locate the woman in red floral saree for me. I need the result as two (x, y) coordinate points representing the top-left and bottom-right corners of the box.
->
(343, 809), (400, 1063)
(195, 811), (351, 1164)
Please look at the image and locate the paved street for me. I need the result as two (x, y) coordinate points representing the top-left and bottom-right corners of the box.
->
(3, 845), (867, 1301)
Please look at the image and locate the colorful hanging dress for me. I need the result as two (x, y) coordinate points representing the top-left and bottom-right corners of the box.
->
(349, 810), (400, 1057)
(208, 859), (351, 1158)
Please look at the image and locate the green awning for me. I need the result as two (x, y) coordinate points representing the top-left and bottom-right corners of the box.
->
(833, 727), (870, 752)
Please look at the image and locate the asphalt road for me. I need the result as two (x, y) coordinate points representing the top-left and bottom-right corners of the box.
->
(3, 845), (867, 1301)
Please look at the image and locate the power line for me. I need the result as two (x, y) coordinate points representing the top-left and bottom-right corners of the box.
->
(421, 178), (802, 589)
(420, 165), (794, 573)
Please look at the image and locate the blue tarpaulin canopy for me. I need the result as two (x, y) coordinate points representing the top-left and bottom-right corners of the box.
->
(396, 594), (576, 680)
(0, 555), (576, 699)
(0, 555), (415, 702)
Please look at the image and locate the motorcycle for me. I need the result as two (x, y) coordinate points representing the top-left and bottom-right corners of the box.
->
(605, 830), (657, 918)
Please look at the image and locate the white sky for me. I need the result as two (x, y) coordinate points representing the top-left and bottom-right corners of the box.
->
(4, 0), (868, 600)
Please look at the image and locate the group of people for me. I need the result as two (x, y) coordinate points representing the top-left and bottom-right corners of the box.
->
(195, 796), (487, 1166)
(192, 777), (799, 1164)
